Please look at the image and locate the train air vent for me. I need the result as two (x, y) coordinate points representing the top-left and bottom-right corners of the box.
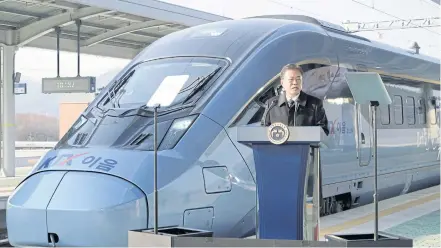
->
(73, 133), (88, 145)
(130, 133), (151, 146)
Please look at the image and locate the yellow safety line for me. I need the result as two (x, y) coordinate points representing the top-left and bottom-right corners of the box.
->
(0, 187), (15, 193)
(320, 192), (440, 237)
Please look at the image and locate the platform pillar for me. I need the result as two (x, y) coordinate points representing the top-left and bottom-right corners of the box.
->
(1, 45), (16, 177)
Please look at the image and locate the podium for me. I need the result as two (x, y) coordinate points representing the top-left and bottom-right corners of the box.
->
(237, 125), (326, 241)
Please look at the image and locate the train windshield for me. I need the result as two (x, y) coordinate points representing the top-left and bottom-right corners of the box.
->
(101, 57), (226, 111)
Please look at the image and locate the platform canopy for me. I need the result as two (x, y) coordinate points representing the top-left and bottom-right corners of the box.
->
(0, 0), (231, 59)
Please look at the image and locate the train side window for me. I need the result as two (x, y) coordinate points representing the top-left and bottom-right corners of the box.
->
(230, 82), (278, 126)
(379, 105), (390, 125)
(417, 98), (426, 124)
(230, 63), (342, 127)
(405, 96), (415, 125)
(393, 95), (403, 125)
(428, 98), (437, 125)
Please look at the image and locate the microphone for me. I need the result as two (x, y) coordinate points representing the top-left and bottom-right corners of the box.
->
(262, 100), (277, 126)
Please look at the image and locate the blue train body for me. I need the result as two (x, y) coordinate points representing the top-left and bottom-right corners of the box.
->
(6, 16), (440, 246)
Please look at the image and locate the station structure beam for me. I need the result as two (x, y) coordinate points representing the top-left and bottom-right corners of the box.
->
(66, 0), (229, 27)
(16, 7), (113, 46)
(81, 20), (167, 47)
(343, 17), (440, 32)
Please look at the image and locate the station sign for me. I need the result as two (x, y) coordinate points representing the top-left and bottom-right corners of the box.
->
(14, 83), (27, 95)
(42, 76), (96, 94)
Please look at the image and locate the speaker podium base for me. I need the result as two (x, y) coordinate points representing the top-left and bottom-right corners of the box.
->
(324, 232), (413, 247)
(128, 227), (213, 247)
(128, 229), (413, 247)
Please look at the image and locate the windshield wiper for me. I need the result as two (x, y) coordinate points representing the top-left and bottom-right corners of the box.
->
(181, 67), (222, 104)
(118, 105), (155, 117)
(118, 103), (195, 117)
(157, 103), (195, 116)
(106, 71), (135, 108)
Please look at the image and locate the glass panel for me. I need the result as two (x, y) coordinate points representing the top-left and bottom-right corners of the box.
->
(101, 58), (225, 109)
(405, 96), (415, 125)
(393, 96), (403, 125)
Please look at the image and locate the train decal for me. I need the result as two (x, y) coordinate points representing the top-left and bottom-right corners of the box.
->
(329, 119), (354, 135)
(36, 152), (119, 172)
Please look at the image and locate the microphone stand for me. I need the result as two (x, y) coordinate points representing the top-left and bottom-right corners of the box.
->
(370, 100), (379, 241)
(153, 103), (160, 234)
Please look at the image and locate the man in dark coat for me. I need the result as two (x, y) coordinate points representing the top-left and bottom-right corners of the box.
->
(261, 63), (329, 136)
(261, 64), (328, 212)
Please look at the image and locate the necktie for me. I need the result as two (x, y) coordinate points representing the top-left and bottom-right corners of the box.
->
(289, 100), (297, 126)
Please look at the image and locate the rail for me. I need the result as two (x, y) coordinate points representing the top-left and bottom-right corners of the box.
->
(2, 141), (57, 150)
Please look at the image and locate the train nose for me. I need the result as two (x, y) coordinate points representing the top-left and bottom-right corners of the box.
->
(7, 171), (148, 247)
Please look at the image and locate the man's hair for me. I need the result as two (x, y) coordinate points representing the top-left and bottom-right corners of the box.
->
(280, 64), (303, 79)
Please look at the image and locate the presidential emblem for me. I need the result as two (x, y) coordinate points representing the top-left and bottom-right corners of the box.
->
(267, 122), (290, 145)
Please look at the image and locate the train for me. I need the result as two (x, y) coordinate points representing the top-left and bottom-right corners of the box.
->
(6, 15), (440, 247)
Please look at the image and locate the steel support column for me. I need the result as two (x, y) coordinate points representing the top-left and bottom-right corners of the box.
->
(1, 45), (16, 177)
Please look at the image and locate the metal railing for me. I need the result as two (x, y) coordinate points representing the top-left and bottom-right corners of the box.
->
(1, 141), (57, 150)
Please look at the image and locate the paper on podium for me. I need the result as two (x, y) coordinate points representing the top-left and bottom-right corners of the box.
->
(344, 72), (392, 105)
(146, 75), (189, 107)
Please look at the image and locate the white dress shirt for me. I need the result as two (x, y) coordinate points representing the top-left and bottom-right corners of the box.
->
(286, 93), (300, 107)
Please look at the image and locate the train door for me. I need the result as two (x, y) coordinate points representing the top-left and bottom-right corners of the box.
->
(352, 65), (372, 167)
(355, 102), (372, 166)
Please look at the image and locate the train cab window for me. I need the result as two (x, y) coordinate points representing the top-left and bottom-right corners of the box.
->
(379, 105), (390, 125)
(417, 98), (426, 124)
(393, 95), (403, 125)
(99, 57), (226, 110)
(405, 96), (415, 125)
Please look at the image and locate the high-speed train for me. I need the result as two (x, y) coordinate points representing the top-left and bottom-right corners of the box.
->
(7, 15), (440, 246)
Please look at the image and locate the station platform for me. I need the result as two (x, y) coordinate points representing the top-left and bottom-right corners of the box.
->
(320, 186), (440, 242)
(322, 185), (440, 246)
(246, 185), (440, 247)
(4, 149), (47, 168)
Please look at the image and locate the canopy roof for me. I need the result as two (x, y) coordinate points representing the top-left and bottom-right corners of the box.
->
(0, 0), (231, 59)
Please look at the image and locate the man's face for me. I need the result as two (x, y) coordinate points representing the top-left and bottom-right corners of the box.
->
(281, 69), (302, 97)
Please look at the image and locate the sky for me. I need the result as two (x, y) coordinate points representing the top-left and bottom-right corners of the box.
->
(9, 0), (441, 108)
(160, 0), (440, 58)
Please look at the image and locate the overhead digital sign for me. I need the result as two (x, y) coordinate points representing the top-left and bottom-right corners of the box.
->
(42, 76), (96, 94)
(14, 83), (27, 95)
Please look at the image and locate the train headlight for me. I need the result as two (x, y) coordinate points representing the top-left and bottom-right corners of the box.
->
(159, 114), (198, 150)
